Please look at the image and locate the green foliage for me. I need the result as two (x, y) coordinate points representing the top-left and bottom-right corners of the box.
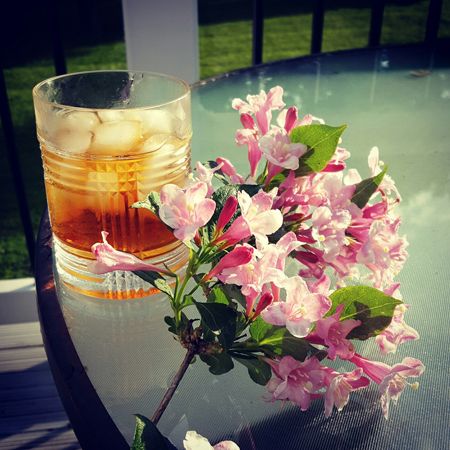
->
(164, 316), (177, 334)
(220, 283), (248, 309)
(351, 166), (388, 208)
(194, 300), (237, 348)
(200, 351), (234, 375)
(207, 286), (230, 305)
(131, 414), (173, 450)
(249, 317), (317, 361)
(290, 124), (347, 176)
(163, 313), (189, 335)
(133, 271), (173, 298)
(329, 286), (402, 340)
(132, 192), (162, 216)
(231, 353), (272, 385)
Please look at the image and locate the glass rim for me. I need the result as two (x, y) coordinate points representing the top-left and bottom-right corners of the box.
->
(32, 69), (191, 112)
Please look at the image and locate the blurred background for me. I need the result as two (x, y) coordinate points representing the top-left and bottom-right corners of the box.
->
(1, 0), (449, 279)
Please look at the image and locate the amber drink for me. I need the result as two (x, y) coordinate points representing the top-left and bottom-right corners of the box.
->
(33, 72), (191, 299)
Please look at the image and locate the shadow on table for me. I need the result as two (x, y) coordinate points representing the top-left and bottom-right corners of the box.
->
(217, 390), (383, 450)
(0, 361), (79, 449)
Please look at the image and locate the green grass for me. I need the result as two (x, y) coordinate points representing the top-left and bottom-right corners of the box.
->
(1, 1), (449, 278)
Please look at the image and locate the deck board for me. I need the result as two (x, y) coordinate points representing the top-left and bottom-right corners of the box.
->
(0, 322), (80, 449)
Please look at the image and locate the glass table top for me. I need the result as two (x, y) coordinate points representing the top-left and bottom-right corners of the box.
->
(57, 43), (450, 449)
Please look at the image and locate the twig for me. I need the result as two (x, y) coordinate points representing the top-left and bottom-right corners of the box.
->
(151, 348), (196, 425)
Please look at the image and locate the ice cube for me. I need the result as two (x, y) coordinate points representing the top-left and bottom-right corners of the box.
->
(98, 109), (144, 123)
(138, 109), (178, 137)
(168, 98), (191, 139)
(90, 120), (142, 155)
(97, 110), (126, 122)
(54, 129), (92, 154)
(137, 134), (170, 153)
(61, 111), (100, 132)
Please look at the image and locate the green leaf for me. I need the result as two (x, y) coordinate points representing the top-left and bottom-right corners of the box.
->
(134, 271), (173, 297)
(249, 317), (273, 342)
(193, 300), (237, 348)
(351, 166), (388, 208)
(250, 318), (316, 361)
(181, 295), (195, 309)
(267, 171), (287, 190)
(132, 191), (161, 212)
(164, 316), (177, 334)
(164, 313), (189, 335)
(329, 286), (402, 340)
(231, 354), (272, 385)
(262, 329), (317, 362)
(290, 124), (347, 176)
(200, 351), (234, 375)
(207, 286), (229, 305)
(221, 284), (247, 309)
(235, 313), (248, 336)
(131, 414), (173, 450)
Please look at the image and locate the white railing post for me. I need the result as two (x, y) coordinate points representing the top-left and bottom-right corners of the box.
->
(121, 0), (199, 84)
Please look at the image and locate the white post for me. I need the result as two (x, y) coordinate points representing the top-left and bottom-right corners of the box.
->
(121, 0), (199, 84)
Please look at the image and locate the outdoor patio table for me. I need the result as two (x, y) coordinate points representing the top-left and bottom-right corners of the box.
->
(36, 42), (450, 450)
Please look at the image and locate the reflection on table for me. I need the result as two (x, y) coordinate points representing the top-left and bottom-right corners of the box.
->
(52, 43), (450, 450)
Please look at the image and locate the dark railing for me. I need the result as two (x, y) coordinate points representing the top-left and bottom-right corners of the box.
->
(0, 0), (445, 274)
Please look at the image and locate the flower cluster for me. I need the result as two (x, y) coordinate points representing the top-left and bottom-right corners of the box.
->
(90, 87), (424, 446)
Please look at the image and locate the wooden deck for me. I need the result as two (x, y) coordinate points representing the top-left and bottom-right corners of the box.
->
(0, 322), (80, 449)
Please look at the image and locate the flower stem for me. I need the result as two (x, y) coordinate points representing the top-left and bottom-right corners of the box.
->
(151, 348), (196, 425)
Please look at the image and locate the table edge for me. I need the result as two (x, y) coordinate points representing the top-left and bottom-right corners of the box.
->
(34, 210), (129, 450)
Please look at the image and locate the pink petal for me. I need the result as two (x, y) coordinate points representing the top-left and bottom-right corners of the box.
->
(88, 231), (170, 275)
(214, 442), (240, 450)
(206, 245), (254, 280)
(284, 106), (298, 132)
(216, 196), (238, 233)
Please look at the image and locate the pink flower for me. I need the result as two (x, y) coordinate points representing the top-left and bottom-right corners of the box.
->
(252, 291), (274, 318)
(307, 273), (331, 295)
(296, 113), (325, 127)
(271, 231), (303, 270)
(215, 157), (245, 184)
(259, 127), (306, 169)
(238, 189), (283, 240)
(159, 182), (216, 243)
(88, 231), (172, 275)
(283, 106), (298, 132)
(266, 356), (329, 411)
(216, 195), (238, 235)
(216, 189), (283, 246)
(357, 216), (408, 288)
(350, 354), (425, 419)
(235, 128), (262, 177)
(232, 86), (285, 135)
(324, 369), (370, 417)
(239, 112), (256, 130)
(259, 127), (307, 183)
(375, 304), (420, 354)
(311, 206), (352, 262)
(218, 244), (285, 313)
(368, 147), (401, 200)
(262, 276), (331, 338)
(183, 431), (239, 450)
(323, 147), (351, 172)
(204, 245), (254, 281)
(194, 161), (223, 197)
(274, 171), (310, 212)
(307, 304), (361, 360)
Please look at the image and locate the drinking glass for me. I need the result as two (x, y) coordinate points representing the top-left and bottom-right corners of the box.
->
(33, 71), (191, 299)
